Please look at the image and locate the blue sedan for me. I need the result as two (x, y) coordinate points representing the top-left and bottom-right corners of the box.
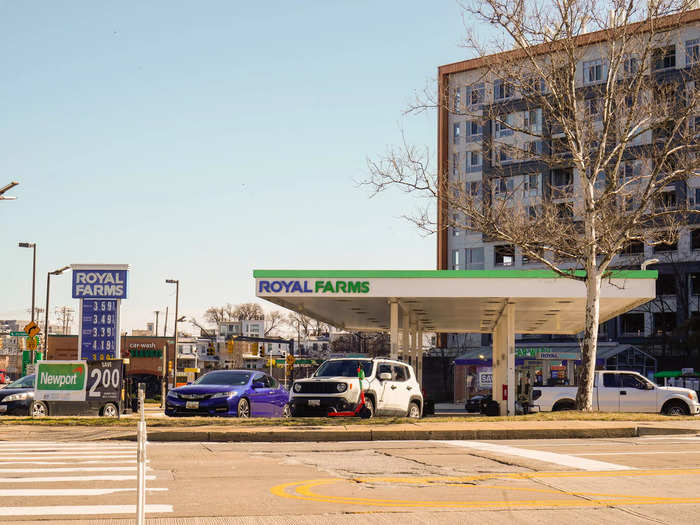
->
(165, 370), (290, 417)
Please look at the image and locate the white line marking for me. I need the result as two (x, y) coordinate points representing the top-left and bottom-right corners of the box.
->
(3, 504), (173, 516)
(0, 487), (167, 496)
(0, 466), (150, 473)
(0, 475), (155, 483)
(0, 460), (139, 465)
(578, 451), (700, 456)
(438, 440), (633, 471)
(0, 455), (134, 460)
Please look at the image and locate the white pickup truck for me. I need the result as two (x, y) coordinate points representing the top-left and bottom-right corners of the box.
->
(531, 370), (700, 415)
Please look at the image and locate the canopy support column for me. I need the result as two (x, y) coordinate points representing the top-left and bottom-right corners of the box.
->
(416, 328), (423, 386)
(389, 299), (399, 360)
(492, 303), (515, 415)
(401, 311), (409, 362)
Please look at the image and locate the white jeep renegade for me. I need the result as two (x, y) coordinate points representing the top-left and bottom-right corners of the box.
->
(289, 357), (423, 418)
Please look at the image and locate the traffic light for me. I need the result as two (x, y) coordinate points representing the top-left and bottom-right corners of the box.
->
(259, 344), (265, 358)
(168, 361), (173, 372)
(211, 342), (218, 356)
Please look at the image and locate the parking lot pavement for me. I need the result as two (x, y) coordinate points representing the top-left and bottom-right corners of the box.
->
(5, 436), (700, 524)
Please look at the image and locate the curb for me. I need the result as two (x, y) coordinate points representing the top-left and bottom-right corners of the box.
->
(109, 425), (698, 443)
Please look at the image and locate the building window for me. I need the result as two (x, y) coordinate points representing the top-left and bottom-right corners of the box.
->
(653, 312), (676, 335)
(494, 113), (515, 137)
(467, 120), (482, 142)
(451, 249), (461, 270)
(452, 213), (460, 236)
(494, 244), (515, 266)
(493, 176), (514, 196)
(467, 181), (481, 196)
(551, 168), (573, 197)
(466, 247), (484, 269)
(583, 59), (604, 84)
(621, 160), (642, 182)
(692, 229), (700, 250)
(621, 313), (645, 336)
(656, 274), (676, 296)
(521, 246), (544, 264)
(453, 122), (461, 144)
(652, 45), (676, 70)
(466, 151), (482, 172)
(653, 239), (677, 253)
(493, 79), (513, 100)
(624, 55), (640, 75)
(622, 241), (644, 255)
(466, 83), (484, 106)
(524, 108), (542, 134)
(585, 97), (603, 121)
(687, 39), (700, 66)
(524, 173), (539, 196)
(452, 153), (459, 176)
(691, 273), (700, 295)
(695, 187), (700, 208)
(453, 87), (461, 111)
(654, 190), (677, 210)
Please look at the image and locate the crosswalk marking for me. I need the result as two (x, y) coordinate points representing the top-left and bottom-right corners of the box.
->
(0, 441), (170, 518)
(0, 474), (156, 483)
(4, 504), (173, 516)
(0, 487), (167, 496)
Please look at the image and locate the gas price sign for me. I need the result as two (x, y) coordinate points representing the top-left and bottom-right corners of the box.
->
(81, 299), (119, 360)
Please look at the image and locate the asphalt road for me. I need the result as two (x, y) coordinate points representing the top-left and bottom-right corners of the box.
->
(2, 435), (700, 524)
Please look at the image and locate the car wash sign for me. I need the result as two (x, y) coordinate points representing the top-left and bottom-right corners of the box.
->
(35, 361), (88, 401)
(72, 265), (129, 360)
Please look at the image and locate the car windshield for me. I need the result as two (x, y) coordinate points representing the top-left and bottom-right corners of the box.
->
(5, 374), (34, 389)
(193, 371), (252, 386)
(314, 360), (373, 378)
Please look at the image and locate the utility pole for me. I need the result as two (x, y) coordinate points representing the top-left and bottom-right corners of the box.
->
(163, 307), (168, 338)
(165, 280), (180, 388)
(154, 311), (160, 337)
(18, 242), (37, 323)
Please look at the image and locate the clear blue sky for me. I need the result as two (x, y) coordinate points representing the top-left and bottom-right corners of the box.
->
(0, 1), (470, 332)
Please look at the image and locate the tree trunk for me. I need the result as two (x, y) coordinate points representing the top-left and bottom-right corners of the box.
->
(576, 272), (602, 411)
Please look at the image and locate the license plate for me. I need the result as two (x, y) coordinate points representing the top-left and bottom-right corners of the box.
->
(308, 400), (320, 407)
(186, 401), (199, 409)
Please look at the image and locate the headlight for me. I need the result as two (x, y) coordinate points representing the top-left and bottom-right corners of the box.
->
(336, 383), (348, 393)
(293, 383), (301, 392)
(3, 392), (29, 402)
(166, 390), (178, 398)
(211, 391), (235, 399)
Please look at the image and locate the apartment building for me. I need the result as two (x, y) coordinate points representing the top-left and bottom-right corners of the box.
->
(437, 10), (700, 370)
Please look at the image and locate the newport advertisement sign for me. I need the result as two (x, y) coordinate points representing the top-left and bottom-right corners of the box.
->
(34, 361), (88, 401)
(258, 279), (370, 294)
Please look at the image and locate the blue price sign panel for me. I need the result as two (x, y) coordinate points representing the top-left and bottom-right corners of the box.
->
(80, 299), (119, 360)
(72, 269), (128, 299)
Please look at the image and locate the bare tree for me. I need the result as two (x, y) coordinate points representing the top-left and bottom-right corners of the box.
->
(265, 310), (284, 336)
(232, 303), (264, 321)
(365, 1), (700, 409)
(203, 304), (236, 325)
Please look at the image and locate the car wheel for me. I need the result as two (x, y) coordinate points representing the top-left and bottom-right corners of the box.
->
(282, 404), (291, 418)
(663, 400), (690, 416)
(362, 396), (375, 418)
(408, 401), (421, 419)
(30, 401), (48, 418)
(237, 397), (250, 418)
(102, 403), (119, 418)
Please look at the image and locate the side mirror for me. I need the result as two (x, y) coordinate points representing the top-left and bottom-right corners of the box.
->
(379, 372), (392, 381)
(252, 381), (265, 389)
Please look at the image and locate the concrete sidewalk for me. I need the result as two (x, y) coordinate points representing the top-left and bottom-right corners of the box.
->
(2, 419), (699, 443)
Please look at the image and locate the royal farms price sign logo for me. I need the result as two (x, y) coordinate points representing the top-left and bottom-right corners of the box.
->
(34, 361), (88, 401)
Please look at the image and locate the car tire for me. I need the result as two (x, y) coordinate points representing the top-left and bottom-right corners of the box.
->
(30, 401), (48, 418)
(237, 397), (250, 418)
(663, 400), (690, 416)
(362, 396), (375, 418)
(408, 401), (421, 419)
(102, 403), (119, 418)
(282, 403), (291, 418)
(552, 400), (576, 412)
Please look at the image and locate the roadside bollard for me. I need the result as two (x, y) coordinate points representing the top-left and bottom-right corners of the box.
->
(136, 383), (147, 525)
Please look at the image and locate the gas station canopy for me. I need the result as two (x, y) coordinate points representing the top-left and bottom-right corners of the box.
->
(255, 269), (656, 415)
(254, 269), (656, 335)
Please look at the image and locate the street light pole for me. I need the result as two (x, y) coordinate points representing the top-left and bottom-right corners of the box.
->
(154, 311), (160, 336)
(166, 280), (179, 388)
(18, 243), (37, 322)
(43, 266), (71, 358)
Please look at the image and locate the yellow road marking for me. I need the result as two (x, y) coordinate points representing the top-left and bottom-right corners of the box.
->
(270, 469), (700, 510)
